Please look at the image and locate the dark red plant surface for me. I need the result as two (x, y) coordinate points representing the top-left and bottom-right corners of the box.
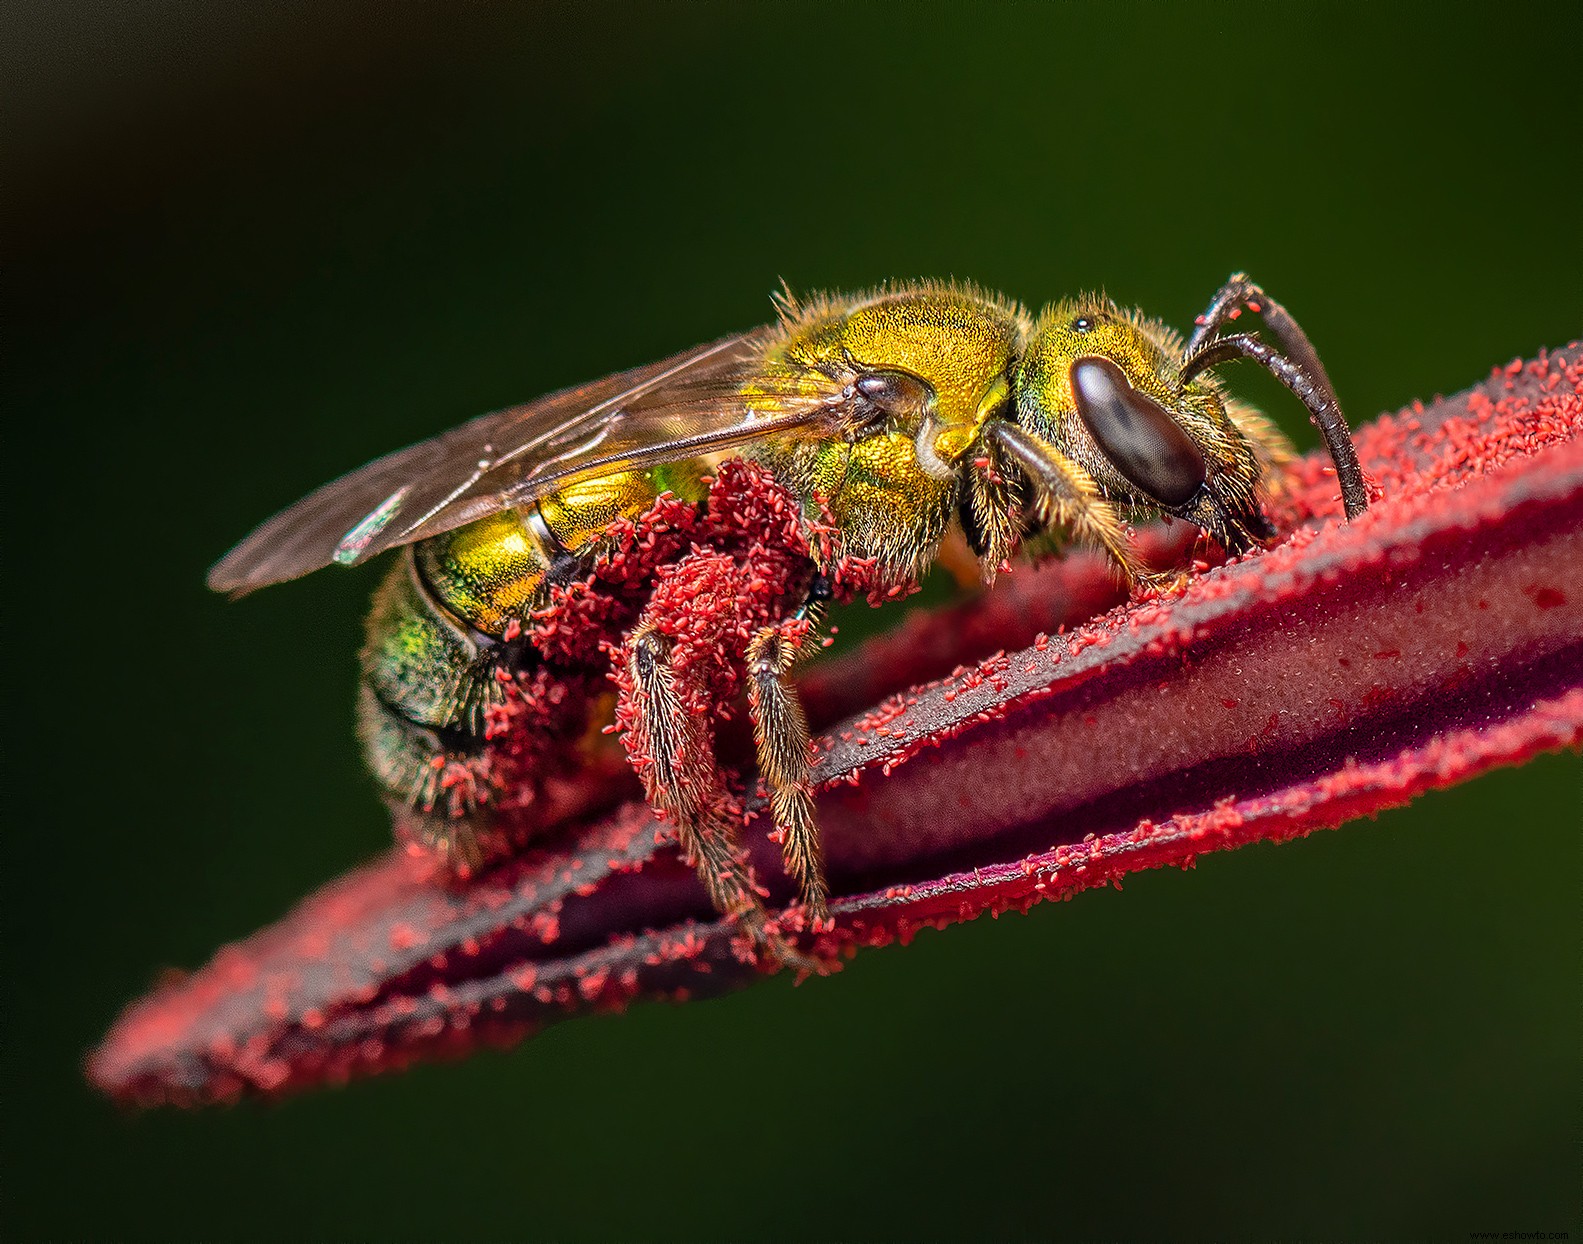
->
(91, 344), (1583, 1107)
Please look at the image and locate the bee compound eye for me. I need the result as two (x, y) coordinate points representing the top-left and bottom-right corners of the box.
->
(1069, 355), (1206, 506)
(854, 370), (930, 418)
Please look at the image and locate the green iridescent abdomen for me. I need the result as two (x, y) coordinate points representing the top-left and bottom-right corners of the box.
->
(356, 464), (708, 817)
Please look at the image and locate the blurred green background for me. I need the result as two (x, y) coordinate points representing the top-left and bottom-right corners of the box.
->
(6, 3), (1579, 1240)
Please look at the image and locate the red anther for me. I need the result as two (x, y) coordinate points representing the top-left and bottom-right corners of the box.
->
(89, 345), (1583, 1106)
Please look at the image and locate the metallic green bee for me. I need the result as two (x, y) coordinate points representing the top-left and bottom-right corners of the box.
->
(211, 274), (1366, 969)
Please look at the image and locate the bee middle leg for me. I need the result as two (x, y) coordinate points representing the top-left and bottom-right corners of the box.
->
(622, 623), (821, 972)
(746, 624), (830, 929)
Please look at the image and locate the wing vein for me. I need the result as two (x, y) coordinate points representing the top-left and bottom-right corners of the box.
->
(206, 325), (844, 594)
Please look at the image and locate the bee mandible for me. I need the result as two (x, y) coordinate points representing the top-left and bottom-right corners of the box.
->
(211, 274), (1368, 971)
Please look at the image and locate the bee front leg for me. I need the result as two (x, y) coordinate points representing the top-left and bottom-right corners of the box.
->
(987, 422), (1140, 583)
(746, 624), (830, 930)
(622, 624), (821, 973)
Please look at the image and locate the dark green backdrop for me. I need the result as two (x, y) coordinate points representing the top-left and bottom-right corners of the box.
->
(7, 4), (1579, 1240)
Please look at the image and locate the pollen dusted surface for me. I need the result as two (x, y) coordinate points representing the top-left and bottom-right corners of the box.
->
(91, 345), (1583, 1106)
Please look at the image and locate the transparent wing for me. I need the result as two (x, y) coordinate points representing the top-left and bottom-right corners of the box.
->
(208, 328), (842, 595)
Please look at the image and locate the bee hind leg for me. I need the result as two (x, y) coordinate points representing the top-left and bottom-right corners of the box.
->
(622, 624), (822, 974)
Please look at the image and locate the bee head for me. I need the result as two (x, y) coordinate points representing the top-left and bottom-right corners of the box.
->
(1013, 297), (1268, 545)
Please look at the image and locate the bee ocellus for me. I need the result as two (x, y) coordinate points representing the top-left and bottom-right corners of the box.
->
(210, 274), (1368, 971)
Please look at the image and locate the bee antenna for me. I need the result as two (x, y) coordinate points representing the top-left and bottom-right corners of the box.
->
(1181, 332), (1368, 519)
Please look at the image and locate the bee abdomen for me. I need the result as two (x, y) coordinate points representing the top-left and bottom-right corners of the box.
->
(357, 466), (710, 812)
(357, 550), (512, 810)
(413, 507), (557, 640)
(360, 549), (512, 733)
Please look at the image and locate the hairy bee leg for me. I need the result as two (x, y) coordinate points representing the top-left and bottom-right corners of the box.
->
(1180, 331), (1368, 519)
(988, 422), (1140, 582)
(625, 626), (747, 909)
(746, 625), (829, 927)
(624, 625), (820, 972)
(959, 442), (1023, 582)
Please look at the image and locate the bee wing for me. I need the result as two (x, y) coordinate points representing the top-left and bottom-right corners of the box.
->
(208, 328), (841, 595)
